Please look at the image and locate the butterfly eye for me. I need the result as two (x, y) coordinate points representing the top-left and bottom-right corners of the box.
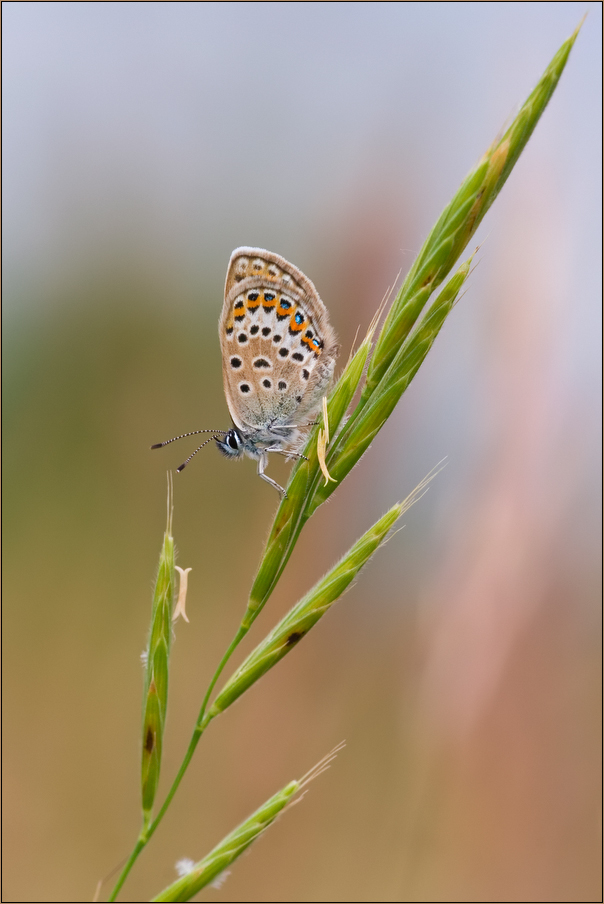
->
(227, 431), (240, 450)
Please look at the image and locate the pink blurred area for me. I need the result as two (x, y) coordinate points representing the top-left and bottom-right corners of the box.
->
(3, 4), (601, 902)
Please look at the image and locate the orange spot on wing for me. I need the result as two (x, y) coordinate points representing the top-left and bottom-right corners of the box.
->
(289, 313), (308, 332)
(302, 335), (321, 355)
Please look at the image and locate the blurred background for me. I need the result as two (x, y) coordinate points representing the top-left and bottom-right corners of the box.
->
(3, 3), (601, 902)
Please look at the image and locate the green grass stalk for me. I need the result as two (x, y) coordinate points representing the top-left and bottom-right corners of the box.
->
(107, 26), (580, 901)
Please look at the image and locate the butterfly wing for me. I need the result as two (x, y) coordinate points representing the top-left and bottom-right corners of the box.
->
(219, 248), (338, 436)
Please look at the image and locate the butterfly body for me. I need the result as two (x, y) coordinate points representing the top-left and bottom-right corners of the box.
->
(217, 247), (338, 494)
(153, 248), (338, 496)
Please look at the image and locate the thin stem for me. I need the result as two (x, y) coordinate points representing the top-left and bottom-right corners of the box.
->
(196, 625), (248, 727)
(107, 838), (146, 903)
(107, 625), (248, 901)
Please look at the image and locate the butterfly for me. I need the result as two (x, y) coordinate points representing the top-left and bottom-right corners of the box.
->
(152, 247), (338, 497)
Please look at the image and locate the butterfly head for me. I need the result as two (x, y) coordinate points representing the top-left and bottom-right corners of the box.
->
(215, 427), (245, 459)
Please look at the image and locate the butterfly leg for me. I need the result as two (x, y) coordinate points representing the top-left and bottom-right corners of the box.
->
(277, 421), (318, 429)
(270, 449), (308, 462)
(257, 452), (287, 499)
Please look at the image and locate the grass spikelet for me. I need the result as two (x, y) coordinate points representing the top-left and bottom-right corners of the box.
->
(364, 25), (579, 400)
(311, 257), (473, 512)
(141, 475), (176, 819)
(208, 487), (433, 719)
(150, 745), (344, 902)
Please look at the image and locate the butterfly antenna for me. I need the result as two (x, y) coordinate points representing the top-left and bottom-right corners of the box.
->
(176, 436), (221, 472)
(151, 429), (226, 450)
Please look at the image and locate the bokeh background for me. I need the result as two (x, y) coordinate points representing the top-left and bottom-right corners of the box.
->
(3, 3), (601, 902)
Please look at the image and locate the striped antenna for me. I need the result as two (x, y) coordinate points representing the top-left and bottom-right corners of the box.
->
(150, 429), (227, 450)
(176, 436), (222, 472)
